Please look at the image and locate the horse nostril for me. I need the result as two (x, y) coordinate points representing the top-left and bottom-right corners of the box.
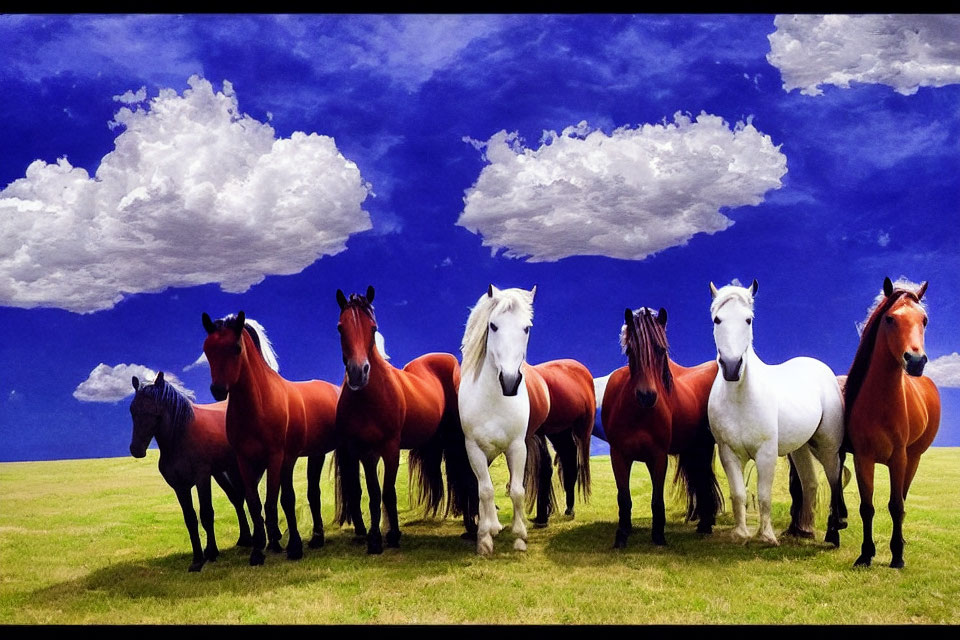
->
(362, 363), (370, 374)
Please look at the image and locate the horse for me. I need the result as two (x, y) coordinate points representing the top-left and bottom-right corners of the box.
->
(602, 306), (723, 548)
(201, 311), (340, 565)
(845, 277), (940, 569)
(332, 286), (474, 554)
(128, 371), (252, 571)
(458, 284), (596, 554)
(707, 280), (846, 547)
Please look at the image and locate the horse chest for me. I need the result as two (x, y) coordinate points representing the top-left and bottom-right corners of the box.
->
(459, 383), (528, 453)
(709, 387), (777, 456)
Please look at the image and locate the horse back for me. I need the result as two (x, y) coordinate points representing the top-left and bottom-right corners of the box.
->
(522, 363), (551, 436)
(177, 401), (235, 478)
(667, 359), (718, 447)
(533, 359), (596, 434)
(397, 352), (460, 447)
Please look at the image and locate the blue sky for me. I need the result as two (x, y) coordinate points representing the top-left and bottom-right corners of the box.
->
(1, 14), (958, 461)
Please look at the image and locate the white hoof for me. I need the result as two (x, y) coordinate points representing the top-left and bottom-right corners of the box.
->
(490, 521), (503, 537)
(731, 527), (750, 543)
(477, 534), (494, 556)
(758, 531), (780, 547)
(513, 538), (527, 551)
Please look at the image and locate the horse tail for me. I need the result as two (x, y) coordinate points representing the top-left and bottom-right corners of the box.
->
(573, 412), (593, 502)
(788, 455), (803, 529)
(441, 414), (476, 520)
(409, 436), (446, 519)
(524, 433), (556, 518)
(333, 449), (352, 527)
(674, 437), (723, 524)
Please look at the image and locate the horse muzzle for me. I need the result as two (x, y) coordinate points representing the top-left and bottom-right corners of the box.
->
(345, 361), (370, 391)
(129, 443), (147, 458)
(904, 353), (927, 377)
(499, 370), (523, 397)
(719, 356), (743, 382)
(210, 384), (229, 401)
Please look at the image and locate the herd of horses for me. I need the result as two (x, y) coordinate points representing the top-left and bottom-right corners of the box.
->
(127, 277), (940, 572)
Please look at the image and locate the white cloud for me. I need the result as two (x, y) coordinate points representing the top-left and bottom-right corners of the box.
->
(183, 352), (208, 372)
(926, 353), (960, 388)
(878, 231), (891, 247)
(113, 87), (146, 104)
(457, 112), (787, 262)
(74, 363), (195, 403)
(768, 15), (960, 96)
(0, 75), (372, 313)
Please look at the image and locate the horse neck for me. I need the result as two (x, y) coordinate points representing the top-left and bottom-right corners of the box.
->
(231, 334), (278, 413)
(861, 335), (905, 399)
(151, 409), (181, 453)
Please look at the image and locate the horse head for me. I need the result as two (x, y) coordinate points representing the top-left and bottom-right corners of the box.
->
(709, 279), (758, 382)
(128, 371), (165, 458)
(337, 286), (378, 391)
(621, 307), (671, 409)
(483, 284), (536, 396)
(202, 311), (247, 401)
(878, 277), (929, 377)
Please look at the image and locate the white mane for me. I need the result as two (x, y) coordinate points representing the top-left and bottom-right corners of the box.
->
(855, 277), (928, 337)
(461, 287), (534, 380)
(710, 283), (755, 319)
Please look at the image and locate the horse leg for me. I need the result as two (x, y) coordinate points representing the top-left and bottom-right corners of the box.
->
(237, 459), (267, 566)
(549, 431), (579, 517)
(647, 453), (668, 546)
(306, 454), (325, 549)
(610, 448), (633, 549)
(279, 461), (303, 560)
(837, 450), (849, 528)
(174, 485), (205, 572)
(902, 449), (923, 500)
(464, 438), (496, 555)
(718, 444), (749, 542)
(888, 449), (907, 569)
(853, 455), (876, 567)
(531, 434), (553, 528)
(340, 449), (368, 541)
(263, 455), (285, 554)
(382, 447), (402, 549)
(784, 445), (817, 539)
(214, 471), (252, 547)
(197, 475), (219, 563)
(810, 443), (844, 547)
(755, 445), (779, 546)
(691, 433), (719, 534)
(361, 454), (383, 554)
(506, 438), (529, 551)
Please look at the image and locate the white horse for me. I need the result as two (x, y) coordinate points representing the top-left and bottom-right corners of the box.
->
(707, 280), (846, 546)
(458, 284), (536, 555)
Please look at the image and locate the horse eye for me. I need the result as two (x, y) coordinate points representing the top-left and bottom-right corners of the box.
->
(524, 326), (530, 334)
(885, 316), (894, 325)
(490, 322), (498, 332)
(713, 317), (721, 325)
(372, 325), (378, 333)
(922, 317), (928, 326)
(746, 318), (752, 325)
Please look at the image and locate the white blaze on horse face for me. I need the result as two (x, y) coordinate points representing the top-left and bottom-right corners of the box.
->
(713, 297), (753, 381)
(487, 305), (530, 382)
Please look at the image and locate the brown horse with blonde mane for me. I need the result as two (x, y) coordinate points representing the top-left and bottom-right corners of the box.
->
(202, 312), (340, 565)
(846, 277), (940, 569)
(602, 306), (723, 548)
(332, 287), (474, 554)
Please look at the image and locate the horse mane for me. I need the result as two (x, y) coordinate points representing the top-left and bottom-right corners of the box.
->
(214, 314), (280, 372)
(621, 307), (673, 394)
(844, 287), (921, 425)
(138, 379), (195, 432)
(710, 282), (755, 319)
(461, 288), (534, 381)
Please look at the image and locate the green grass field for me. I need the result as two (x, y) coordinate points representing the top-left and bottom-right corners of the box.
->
(2, 448), (959, 624)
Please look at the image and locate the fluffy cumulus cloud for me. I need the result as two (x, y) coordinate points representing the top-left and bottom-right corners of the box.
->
(74, 363), (194, 403)
(925, 353), (960, 388)
(457, 113), (787, 262)
(767, 15), (960, 96)
(0, 75), (372, 313)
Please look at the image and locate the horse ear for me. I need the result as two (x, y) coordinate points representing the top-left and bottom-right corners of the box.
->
(234, 311), (245, 334)
(624, 308), (634, 326)
(336, 289), (347, 310)
(202, 312), (216, 334)
(155, 371), (165, 385)
(530, 284), (537, 301)
(750, 279), (759, 296)
(366, 286), (375, 304)
(709, 282), (718, 299)
(883, 277), (894, 297)
(487, 284), (494, 298)
(657, 307), (668, 327)
(916, 281), (928, 300)
(132, 376), (140, 391)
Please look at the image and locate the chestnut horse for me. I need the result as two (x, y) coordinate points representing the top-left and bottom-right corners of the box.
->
(846, 277), (940, 569)
(602, 307), (723, 548)
(332, 287), (474, 554)
(202, 312), (340, 565)
(129, 371), (251, 571)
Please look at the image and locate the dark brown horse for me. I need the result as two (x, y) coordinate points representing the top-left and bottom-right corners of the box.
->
(202, 312), (340, 565)
(332, 287), (474, 554)
(602, 307), (723, 548)
(846, 277), (941, 568)
(128, 371), (251, 571)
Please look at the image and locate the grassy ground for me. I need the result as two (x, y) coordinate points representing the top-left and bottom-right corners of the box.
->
(1, 448), (959, 624)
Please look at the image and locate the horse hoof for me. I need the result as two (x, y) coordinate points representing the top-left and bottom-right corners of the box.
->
(564, 508), (574, 518)
(824, 529), (840, 547)
(652, 535), (667, 546)
(204, 548), (219, 562)
(889, 558), (904, 569)
(696, 524), (713, 535)
(236, 535), (253, 548)
(477, 536), (494, 556)
(249, 550), (265, 566)
(785, 525), (814, 539)
(613, 532), (628, 549)
(532, 520), (549, 529)
(513, 538), (527, 551)
(367, 535), (383, 555)
(287, 541), (303, 561)
(188, 561), (204, 572)
(386, 537), (400, 549)
(837, 519), (849, 530)
(853, 555), (872, 568)
(267, 540), (284, 554)
(461, 531), (477, 541)
(308, 534), (325, 549)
